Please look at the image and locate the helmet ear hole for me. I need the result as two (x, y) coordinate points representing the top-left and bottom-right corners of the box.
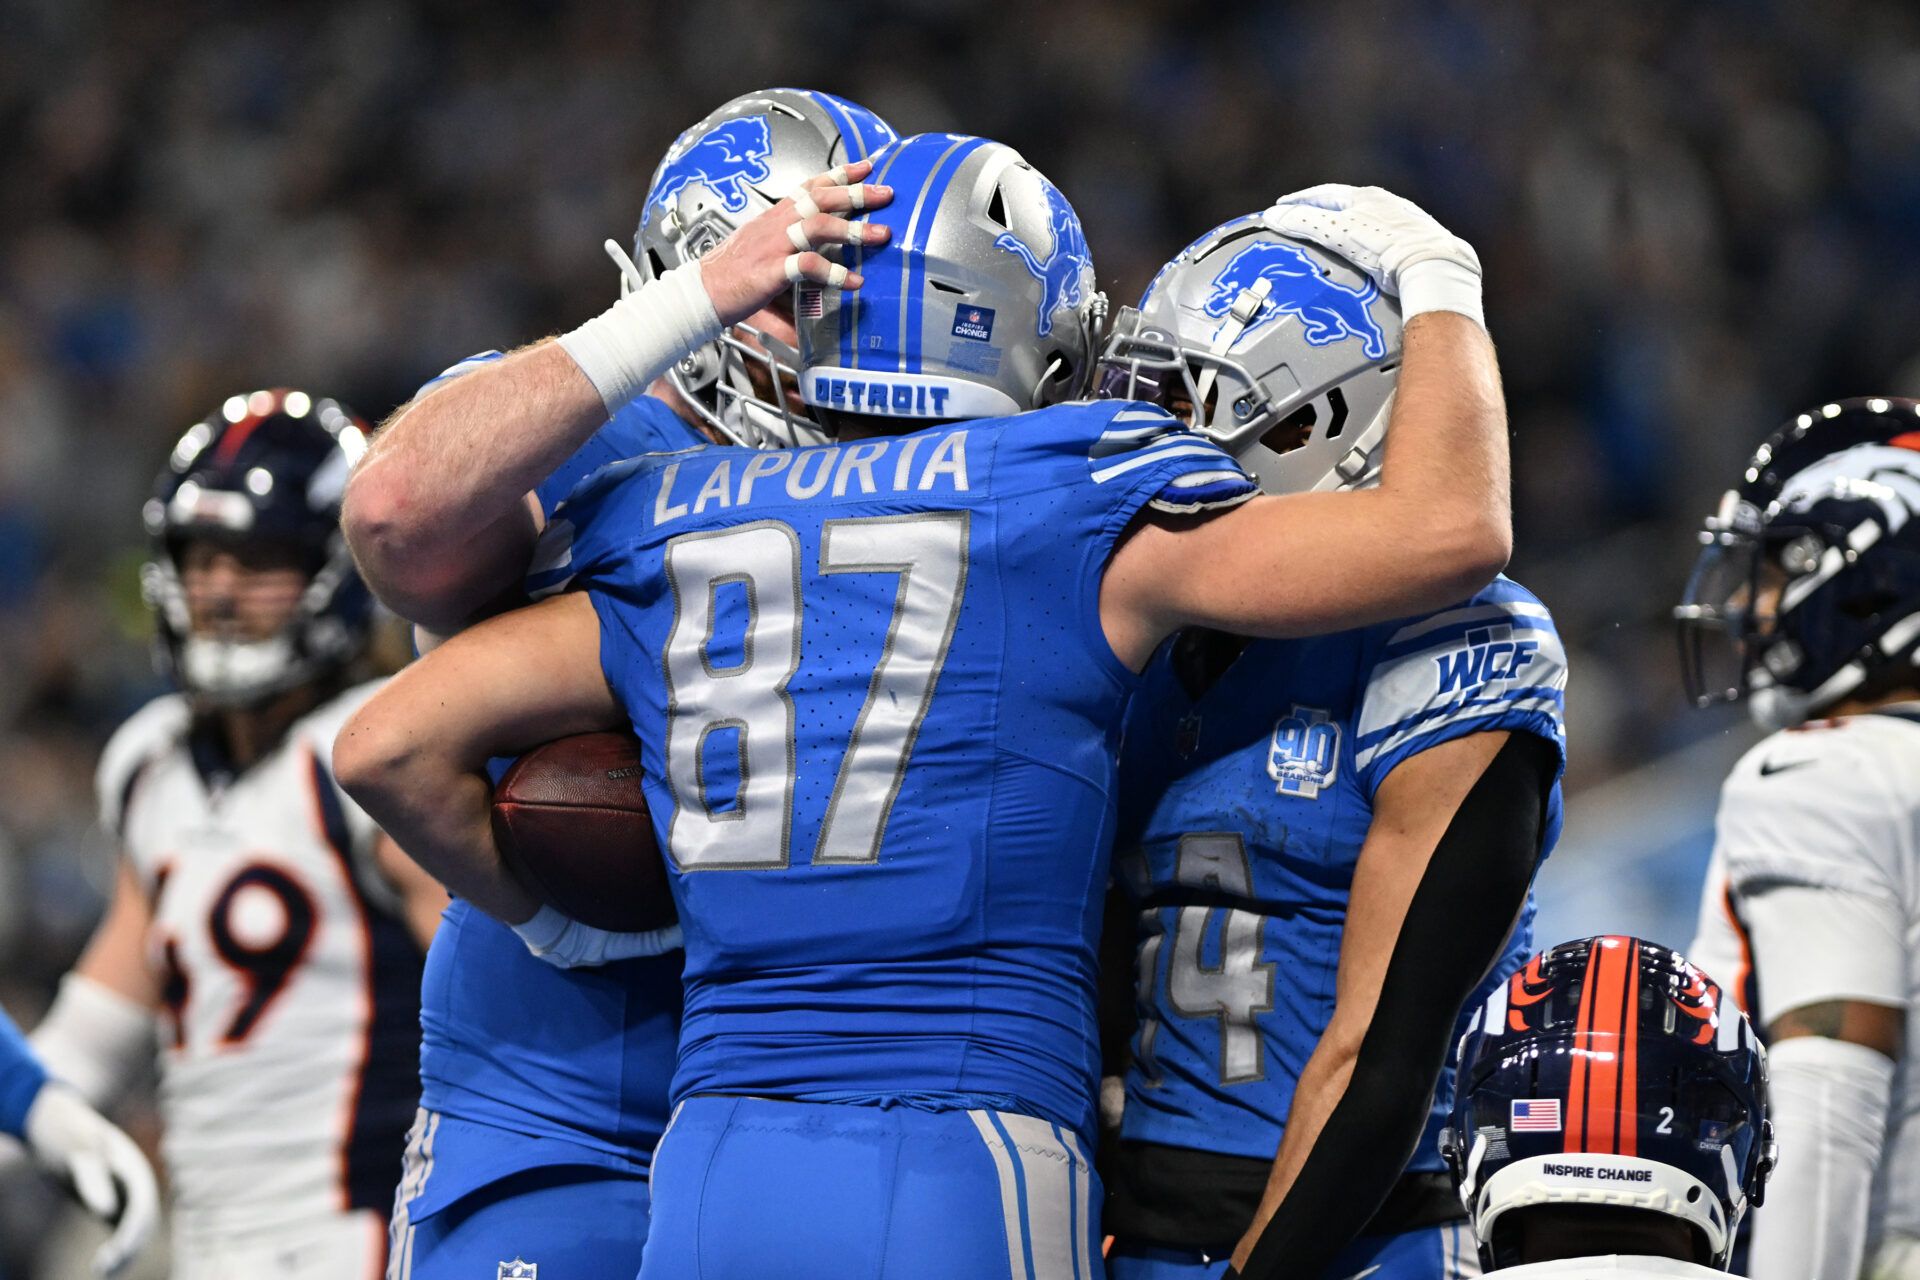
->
(985, 183), (1009, 230)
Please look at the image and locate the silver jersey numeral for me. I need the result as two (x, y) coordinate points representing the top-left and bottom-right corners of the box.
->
(1162, 832), (1276, 1084)
(661, 514), (967, 872)
(663, 521), (801, 869)
(815, 513), (969, 864)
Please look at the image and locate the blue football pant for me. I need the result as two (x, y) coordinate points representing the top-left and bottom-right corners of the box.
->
(389, 1164), (651, 1280)
(1106, 1221), (1481, 1280)
(641, 1095), (1103, 1280)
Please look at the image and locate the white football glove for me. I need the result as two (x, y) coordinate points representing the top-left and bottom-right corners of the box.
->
(23, 1084), (160, 1277)
(513, 904), (684, 969)
(1266, 184), (1484, 327)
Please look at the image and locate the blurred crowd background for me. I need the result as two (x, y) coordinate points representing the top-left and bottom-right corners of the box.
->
(1, 0), (1917, 1270)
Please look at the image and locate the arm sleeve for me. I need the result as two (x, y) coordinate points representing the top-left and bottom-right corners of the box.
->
(1748, 1036), (1895, 1280)
(1232, 731), (1556, 1280)
(0, 1008), (48, 1140)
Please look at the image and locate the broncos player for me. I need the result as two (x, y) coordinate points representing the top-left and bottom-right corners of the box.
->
(0, 1005), (160, 1276)
(1443, 937), (1774, 1276)
(335, 135), (1513, 1279)
(1679, 399), (1920, 1280)
(26, 390), (445, 1279)
(1096, 198), (1565, 1280)
(352, 92), (901, 1280)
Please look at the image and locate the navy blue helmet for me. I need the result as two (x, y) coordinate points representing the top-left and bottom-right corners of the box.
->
(141, 389), (373, 705)
(1441, 936), (1773, 1270)
(1677, 396), (1920, 728)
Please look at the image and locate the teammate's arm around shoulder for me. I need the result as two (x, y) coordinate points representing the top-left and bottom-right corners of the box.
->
(342, 164), (892, 631)
(335, 593), (668, 968)
(1104, 189), (1508, 668)
(1228, 728), (1555, 1279)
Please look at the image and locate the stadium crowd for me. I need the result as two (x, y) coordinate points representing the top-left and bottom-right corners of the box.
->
(0, 0), (1917, 1271)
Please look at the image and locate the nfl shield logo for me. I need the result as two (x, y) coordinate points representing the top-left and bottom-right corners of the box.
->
(499, 1260), (538, 1280)
(951, 304), (996, 342)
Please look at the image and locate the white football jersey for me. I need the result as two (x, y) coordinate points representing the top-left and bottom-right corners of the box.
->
(1688, 707), (1920, 1252)
(97, 682), (423, 1241)
(1487, 1260), (1734, 1278)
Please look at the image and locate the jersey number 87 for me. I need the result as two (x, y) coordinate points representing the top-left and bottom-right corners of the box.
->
(661, 512), (968, 871)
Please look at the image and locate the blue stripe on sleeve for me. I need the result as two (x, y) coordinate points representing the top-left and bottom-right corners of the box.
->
(1354, 684), (1566, 754)
(414, 350), (505, 400)
(0, 1009), (48, 1139)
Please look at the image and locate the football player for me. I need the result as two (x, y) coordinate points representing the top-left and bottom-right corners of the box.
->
(1095, 203), (1567, 1280)
(0, 1005), (160, 1275)
(27, 389), (446, 1279)
(363, 91), (901, 1280)
(335, 137), (1510, 1278)
(1678, 398), (1920, 1279)
(1442, 936), (1774, 1276)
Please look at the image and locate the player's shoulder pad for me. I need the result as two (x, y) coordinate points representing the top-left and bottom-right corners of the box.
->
(1354, 575), (1567, 773)
(410, 350), (505, 402)
(526, 453), (669, 599)
(1053, 398), (1257, 514)
(96, 693), (192, 837)
(610, 392), (708, 452)
(1722, 712), (1906, 809)
(1718, 716), (1909, 894)
(1375, 575), (1561, 655)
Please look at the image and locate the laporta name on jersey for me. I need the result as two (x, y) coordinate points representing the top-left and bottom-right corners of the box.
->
(650, 429), (971, 526)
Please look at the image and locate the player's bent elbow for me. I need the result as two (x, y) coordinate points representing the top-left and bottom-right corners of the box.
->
(1428, 510), (1511, 602)
(331, 701), (415, 813)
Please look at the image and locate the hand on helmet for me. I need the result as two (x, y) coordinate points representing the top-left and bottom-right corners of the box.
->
(1267, 185), (1483, 325)
(699, 160), (895, 327)
(23, 1084), (161, 1276)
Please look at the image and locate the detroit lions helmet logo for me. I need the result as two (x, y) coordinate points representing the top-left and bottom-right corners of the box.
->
(994, 180), (1089, 337)
(643, 116), (773, 228)
(1203, 241), (1387, 358)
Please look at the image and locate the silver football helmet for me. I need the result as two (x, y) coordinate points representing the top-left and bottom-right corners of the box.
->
(610, 88), (898, 448)
(795, 133), (1105, 426)
(1098, 210), (1403, 494)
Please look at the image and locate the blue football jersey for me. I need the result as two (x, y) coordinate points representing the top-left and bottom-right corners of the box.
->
(411, 355), (703, 1203)
(1115, 578), (1567, 1172)
(532, 400), (1256, 1141)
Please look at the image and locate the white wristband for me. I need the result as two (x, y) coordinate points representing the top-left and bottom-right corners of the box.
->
(556, 261), (722, 414)
(29, 974), (156, 1109)
(1397, 257), (1485, 330)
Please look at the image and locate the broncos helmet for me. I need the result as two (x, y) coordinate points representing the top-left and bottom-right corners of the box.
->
(1097, 210), (1402, 495)
(618, 88), (897, 449)
(1440, 936), (1774, 1271)
(141, 389), (374, 706)
(795, 133), (1105, 429)
(1676, 397), (1920, 730)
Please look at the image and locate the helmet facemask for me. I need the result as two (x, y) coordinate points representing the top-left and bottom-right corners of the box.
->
(1678, 469), (1920, 728)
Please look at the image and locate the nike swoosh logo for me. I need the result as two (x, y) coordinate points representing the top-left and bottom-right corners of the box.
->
(1759, 758), (1816, 777)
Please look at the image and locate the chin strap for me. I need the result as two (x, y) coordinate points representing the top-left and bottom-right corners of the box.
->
(1192, 276), (1271, 419)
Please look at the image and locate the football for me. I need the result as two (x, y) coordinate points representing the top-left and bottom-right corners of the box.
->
(490, 731), (677, 933)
